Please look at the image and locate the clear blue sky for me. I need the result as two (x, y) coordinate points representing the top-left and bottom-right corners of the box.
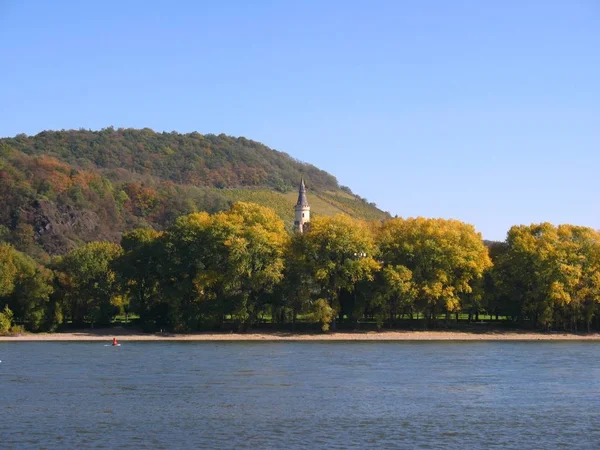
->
(1, 0), (598, 241)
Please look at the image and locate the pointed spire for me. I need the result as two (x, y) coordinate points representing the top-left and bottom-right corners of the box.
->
(296, 178), (309, 207)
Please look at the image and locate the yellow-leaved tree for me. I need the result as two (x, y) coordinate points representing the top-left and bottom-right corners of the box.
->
(162, 202), (289, 330)
(293, 215), (380, 330)
(376, 217), (491, 327)
(498, 223), (600, 330)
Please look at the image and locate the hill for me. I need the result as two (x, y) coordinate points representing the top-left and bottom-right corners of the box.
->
(0, 128), (389, 258)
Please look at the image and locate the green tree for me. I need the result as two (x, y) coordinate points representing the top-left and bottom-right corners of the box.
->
(297, 215), (380, 327)
(481, 242), (512, 321)
(115, 228), (162, 327)
(161, 202), (289, 331)
(7, 250), (54, 331)
(371, 264), (416, 328)
(215, 202), (289, 328)
(58, 242), (123, 326)
(310, 298), (335, 331)
(0, 305), (14, 334)
(0, 243), (17, 296)
(159, 211), (219, 330)
(280, 237), (319, 328)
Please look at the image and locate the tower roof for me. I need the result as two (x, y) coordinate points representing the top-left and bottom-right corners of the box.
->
(296, 178), (309, 207)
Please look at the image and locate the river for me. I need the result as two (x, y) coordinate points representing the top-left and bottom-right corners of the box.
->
(1, 342), (599, 449)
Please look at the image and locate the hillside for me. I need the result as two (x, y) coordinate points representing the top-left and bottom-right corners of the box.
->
(0, 128), (388, 258)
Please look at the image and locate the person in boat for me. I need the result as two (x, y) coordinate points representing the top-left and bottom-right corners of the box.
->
(112, 337), (118, 346)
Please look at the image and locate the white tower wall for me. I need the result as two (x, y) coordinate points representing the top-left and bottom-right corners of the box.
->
(294, 178), (310, 233)
(295, 204), (310, 232)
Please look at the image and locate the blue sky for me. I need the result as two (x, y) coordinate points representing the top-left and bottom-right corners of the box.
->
(1, 0), (598, 241)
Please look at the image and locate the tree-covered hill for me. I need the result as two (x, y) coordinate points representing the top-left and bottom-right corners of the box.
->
(2, 128), (341, 191)
(0, 128), (388, 258)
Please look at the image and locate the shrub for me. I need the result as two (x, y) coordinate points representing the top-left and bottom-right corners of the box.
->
(0, 305), (14, 334)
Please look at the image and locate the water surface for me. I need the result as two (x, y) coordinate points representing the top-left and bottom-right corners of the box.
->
(1, 341), (599, 449)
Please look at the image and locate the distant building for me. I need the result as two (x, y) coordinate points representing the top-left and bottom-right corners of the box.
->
(294, 178), (310, 233)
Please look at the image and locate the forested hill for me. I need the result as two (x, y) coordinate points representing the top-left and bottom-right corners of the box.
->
(2, 128), (340, 190)
(0, 128), (388, 258)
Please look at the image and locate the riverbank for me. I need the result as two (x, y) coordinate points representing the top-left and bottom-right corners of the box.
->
(2, 329), (600, 341)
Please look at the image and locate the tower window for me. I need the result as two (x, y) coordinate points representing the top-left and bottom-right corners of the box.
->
(302, 213), (305, 218)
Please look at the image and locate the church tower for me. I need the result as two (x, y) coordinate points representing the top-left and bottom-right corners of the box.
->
(294, 178), (310, 233)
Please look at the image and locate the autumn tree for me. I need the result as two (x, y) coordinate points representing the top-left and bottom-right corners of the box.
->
(216, 202), (289, 328)
(370, 264), (416, 328)
(295, 215), (380, 329)
(497, 224), (600, 330)
(0, 242), (17, 296)
(160, 202), (289, 331)
(377, 218), (492, 327)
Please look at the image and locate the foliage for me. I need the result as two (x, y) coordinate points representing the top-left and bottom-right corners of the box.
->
(376, 218), (492, 325)
(0, 244), (55, 331)
(2, 128), (340, 191)
(291, 215), (381, 321)
(114, 228), (162, 327)
(154, 202), (289, 330)
(2, 187), (600, 333)
(8, 250), (54, 331)
(0, 243), (17, 296)
(215, 202), (289, 327)
(56, 241), (123, 325)
(0, 305), (14, 334)
(494, 223), (600, 330)
(310, 299), (335, 331)
(0, 128), (387, 257)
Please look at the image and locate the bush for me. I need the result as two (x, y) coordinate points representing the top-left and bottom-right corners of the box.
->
(9, 324), (25, 335)
(0, 305), (14, 334)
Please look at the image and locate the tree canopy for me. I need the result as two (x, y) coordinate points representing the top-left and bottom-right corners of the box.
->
(0, 128), (388, 257)
(2, 198), (600, 335)
(376, 218), (492, 325)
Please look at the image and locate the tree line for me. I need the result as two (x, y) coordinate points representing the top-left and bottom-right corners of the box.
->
(1, 202), (599, 334)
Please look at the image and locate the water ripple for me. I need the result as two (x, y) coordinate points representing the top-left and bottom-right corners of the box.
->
(1, 341), (600, 449)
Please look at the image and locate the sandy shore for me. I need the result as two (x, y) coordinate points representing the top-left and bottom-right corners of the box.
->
(2, 329), (600, 341)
